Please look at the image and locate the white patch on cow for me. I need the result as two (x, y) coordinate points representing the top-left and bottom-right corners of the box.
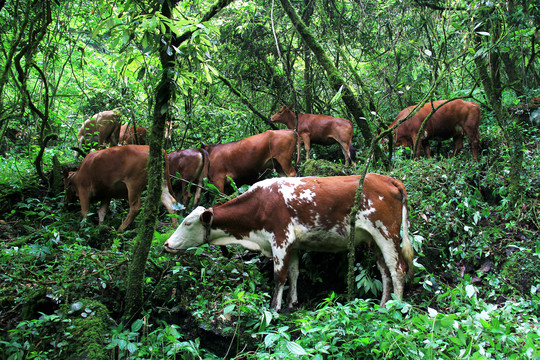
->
(379, 196), (384, 201)
(276, 178), (315, 206)
(375, 220), (390, 236)
(211, 229), (274, 258)
(360, 201), (376, 217)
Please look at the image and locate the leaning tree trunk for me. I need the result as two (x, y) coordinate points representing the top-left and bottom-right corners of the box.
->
(124, 0), (234, 321)
(278, 0), (372, 148)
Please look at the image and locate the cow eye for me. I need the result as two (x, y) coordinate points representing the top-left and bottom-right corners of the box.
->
(184, 221), (191, 227)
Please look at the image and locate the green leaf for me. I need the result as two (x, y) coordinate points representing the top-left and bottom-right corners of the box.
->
(131, 319), (143, 332)
(287, 341), (308, 356)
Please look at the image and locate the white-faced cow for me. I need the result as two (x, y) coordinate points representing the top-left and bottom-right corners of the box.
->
(390, 99), (481, 161)
(168, 148), (210, 209)
(270, 105), (356, 166)
(64, 145), (178, 231)
(119, 124), (148, 145)
(163, 174), (413, 311)
(202, 129), (298, 193)
(77, 110), (122, 151)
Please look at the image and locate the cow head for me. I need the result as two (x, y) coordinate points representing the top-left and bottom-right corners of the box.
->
(270, 105), (295, 126)
(163, 206), (213, 253)
(62, 167), (78, 204)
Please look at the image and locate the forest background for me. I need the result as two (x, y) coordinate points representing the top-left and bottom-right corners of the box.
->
(1, 0), (540, 359)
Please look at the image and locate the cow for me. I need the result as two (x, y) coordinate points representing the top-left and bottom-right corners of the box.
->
(168, 148), (210, 209)
(202, 129), (298, 193)
(77, 110), (122, 151)
(270, 105), (356, 166)
(119, 124), (148, 145)
(389, 99), (481, 161)
(163, 174), (414, 311)
(63, 145), (179, 231)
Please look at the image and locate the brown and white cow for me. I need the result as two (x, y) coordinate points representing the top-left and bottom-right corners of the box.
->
(202, 129), (298, 193)
(119, 124), (148, 145)
(64, 145), (178, 231)
(77, 110), (122, 151)
(168, 148), (210, 209)
(270, 105), (356, 166)
(163, 174), (413, 311)
(390, 99), (481, 161)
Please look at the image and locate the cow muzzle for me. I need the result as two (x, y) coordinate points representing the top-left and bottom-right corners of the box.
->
(163, 242), (184, 254)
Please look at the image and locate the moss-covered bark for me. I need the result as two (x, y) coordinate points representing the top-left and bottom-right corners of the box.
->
(278, 0), (372, 148)
(124, 0), (234, 321)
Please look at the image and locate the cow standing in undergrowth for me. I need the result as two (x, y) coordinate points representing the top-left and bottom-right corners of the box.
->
(202, 129), (298, 193)
(164, 174), (413, 311)
(64, 145), (178, 231)
(390, 99), (481, 161)
(77, 110), (122, 151)
(271, 105), (356, 166)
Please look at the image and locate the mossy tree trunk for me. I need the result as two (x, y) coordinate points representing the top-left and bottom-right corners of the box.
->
(124, 0), (234, 321)
(278, 0), (372, 148)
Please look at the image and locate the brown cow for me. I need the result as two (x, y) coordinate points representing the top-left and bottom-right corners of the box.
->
(168, 148), (210, 209)
(119, 124), (148, 145)
(390, 99), (481, 161)
(164, 174), (413, 311)
(77, 110), (121, 150)
(271, 105), (356, 166)
(63, 145), (178, 231)
(203, 129), (298, 193)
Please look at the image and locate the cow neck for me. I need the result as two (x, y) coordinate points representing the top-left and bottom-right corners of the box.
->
(210, 191), (262, 239)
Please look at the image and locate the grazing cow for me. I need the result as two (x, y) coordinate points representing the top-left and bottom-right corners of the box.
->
(203, 129), (298, 193)
(168, 148), (210, 209)
(270, 105), (356, 166)
(119, 124), (148, 145)
(390, 99), (481, 161)
(163, 174), (413, 311)
(77, 110), (121, 151)
(63, 145), (178, 231)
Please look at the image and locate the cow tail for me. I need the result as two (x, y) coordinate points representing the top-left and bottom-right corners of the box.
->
(398, 181), (414, 282)
(350, 145), (357, 163)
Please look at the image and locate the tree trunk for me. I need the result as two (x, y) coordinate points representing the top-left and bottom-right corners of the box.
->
(278, 0), (373, 148)
(124, 0), (234, 321)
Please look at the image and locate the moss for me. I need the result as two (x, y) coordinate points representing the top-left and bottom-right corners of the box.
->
(501, 250), (540, 294)
(298, 159), (354, 177)
(61, 298), (112, 360)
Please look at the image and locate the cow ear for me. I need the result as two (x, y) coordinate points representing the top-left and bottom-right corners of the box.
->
(200, 209), (213, 225)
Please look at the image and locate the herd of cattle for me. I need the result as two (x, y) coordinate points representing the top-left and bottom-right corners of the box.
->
(65, 99), (481, 311)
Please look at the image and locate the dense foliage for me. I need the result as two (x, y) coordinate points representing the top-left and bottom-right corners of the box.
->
(1, 0), (539, 359)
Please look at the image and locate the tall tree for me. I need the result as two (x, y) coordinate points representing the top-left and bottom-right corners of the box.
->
(124, 0), (234, 320)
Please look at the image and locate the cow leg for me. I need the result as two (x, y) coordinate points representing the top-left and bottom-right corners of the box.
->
(301, 134), (311, 161)
(422, 140), (432, 158)
(286, 249), (300, 309)
(452, 134), (464, 158)
(271, 247), (293, 312)
(97, 199), (111, 224)
(79, 192), (91, 220)
(374, 248), (393, 307)
(338, 141), (351, 166)
(462, 125), (480, 161)
(161, 181), (179, 226)
(118, 187), (142, 231)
